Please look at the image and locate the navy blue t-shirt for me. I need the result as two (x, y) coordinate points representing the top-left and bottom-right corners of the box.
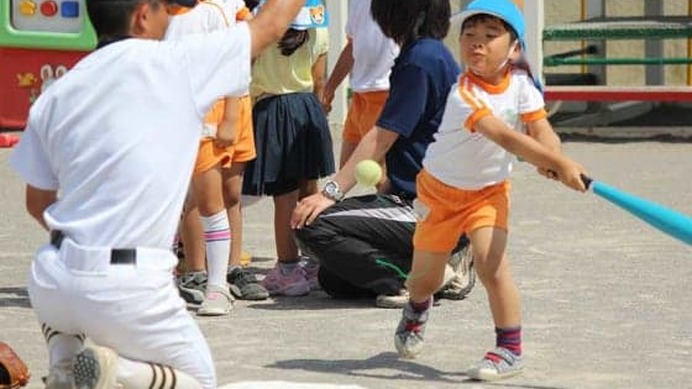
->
(376, 38), (460, 198)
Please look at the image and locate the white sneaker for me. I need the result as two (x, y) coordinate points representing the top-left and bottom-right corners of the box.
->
(197, 284), (234, 316)
(73, 345), (119, 389)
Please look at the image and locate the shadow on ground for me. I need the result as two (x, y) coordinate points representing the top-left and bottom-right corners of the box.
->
(246, 293), (373, 311)
(268, 352), (466, 384)
(268, 352), (573, 389)
(0, 286), (31, 308)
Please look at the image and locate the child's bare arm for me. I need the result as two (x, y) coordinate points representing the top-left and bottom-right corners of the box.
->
(526, 117), (562, 180)
(474, 115), (587, 192)
(322, 40), (354, 113)
(25, 185), (56, 231)
(216, 97), (240, 148)
(312, 53), (328, 104)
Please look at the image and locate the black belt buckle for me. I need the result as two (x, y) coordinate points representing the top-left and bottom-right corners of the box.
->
(50, 230), (137, 265)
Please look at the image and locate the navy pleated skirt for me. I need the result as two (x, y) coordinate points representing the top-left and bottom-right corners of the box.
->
(243, 93), (335, 196)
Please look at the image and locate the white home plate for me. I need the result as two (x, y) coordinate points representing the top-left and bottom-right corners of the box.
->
(219, 382), (367, 389)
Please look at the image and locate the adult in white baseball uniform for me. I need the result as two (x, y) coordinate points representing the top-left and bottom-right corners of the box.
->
(8, 0), (306, 388)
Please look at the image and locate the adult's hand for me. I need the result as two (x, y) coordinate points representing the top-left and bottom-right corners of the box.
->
(291, 192), (335, 229)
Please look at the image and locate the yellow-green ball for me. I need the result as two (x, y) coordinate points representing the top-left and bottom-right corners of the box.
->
(355, 159), (382, 187)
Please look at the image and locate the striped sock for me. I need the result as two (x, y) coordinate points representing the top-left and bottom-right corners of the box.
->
(118, 358), (202, 388)
(495, 326), (522, 356)
(410, 298), (432, 313)
(200, 210), (231, 289)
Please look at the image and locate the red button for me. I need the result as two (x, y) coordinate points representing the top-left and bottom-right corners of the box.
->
(40, 0), (58, 16)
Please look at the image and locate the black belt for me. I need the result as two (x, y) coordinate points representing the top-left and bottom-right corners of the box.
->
(50, 231), (137, 265)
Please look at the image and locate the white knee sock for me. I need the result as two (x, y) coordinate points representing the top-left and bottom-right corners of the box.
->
(117, 357), (202, 389)
(200, 210), (231, 290)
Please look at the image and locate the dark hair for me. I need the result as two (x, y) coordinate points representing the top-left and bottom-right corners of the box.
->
(277, 29), (309, 56)
(86, 0), (162, 39)
(461, 14), (518, 42)
(370, 0), (450, 47)
(244, 0), (260, 11)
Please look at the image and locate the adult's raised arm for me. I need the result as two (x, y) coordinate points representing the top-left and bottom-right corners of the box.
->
(248, 0), (306, 58)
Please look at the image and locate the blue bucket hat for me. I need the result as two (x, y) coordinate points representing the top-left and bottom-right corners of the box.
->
(451, 0), (526, 48)
(255, 0), (329, 30)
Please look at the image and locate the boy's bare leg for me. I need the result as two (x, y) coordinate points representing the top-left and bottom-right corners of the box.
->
(469, 226), (520, 329)
(223, 163), (246, 268)
(181, 191), (206, 273)
(223, 163), (269, 300)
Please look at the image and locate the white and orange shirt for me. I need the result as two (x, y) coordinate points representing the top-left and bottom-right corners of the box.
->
(165, 0), (245, 136)
(216, 0), (252, 22)
(346, 0), (399, 93)
(422, 68), (547, 190)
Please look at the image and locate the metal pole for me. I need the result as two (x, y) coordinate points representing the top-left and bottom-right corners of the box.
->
(524, 0), (544, 84)
(645, 0), (664, 86)
(325, 0), (348, 127)
(688, 0), (692, 85)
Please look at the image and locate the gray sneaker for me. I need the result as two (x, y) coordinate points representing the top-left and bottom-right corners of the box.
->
(177, 271), (207, 305)
(197, 284), (233, 316)
(467, 347), (524, 381)
(227, 267), (269, 300)
(73, 346), (118, 389)
(375, 289), (409, 309)
(437, 244), (475, 300)
(394, 299), (432, 359)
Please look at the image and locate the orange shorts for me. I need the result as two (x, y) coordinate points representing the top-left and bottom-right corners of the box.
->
(342, 90), (389, 144)
(412, 169), (511, 253)
(194, 95), (256, 175)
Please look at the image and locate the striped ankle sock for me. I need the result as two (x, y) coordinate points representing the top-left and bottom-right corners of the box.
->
(410, 298), (432, 313)
(495, 326), (522, 356)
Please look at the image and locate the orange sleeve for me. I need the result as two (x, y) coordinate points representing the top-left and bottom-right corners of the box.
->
(521, 108), (548, 123)
(464, 108), (492, 133)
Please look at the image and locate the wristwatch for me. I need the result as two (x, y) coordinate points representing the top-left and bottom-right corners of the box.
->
(321, 180), (345, 202)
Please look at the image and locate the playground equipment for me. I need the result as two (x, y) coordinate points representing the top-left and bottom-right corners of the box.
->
(0, 0), (96, 130)
(526, 0), (692, 124)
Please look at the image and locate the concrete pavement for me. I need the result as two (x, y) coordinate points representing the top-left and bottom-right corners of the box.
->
(1, 135), (691, 389)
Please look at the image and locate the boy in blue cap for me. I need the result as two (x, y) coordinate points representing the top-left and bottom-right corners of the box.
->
(393, 0), (588, 381)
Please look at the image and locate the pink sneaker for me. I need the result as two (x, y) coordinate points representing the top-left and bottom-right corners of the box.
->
(261, 263), (310, 296)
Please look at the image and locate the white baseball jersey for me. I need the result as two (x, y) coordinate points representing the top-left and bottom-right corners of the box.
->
(346, 0), (399, 92)
(9, 25), (252, 249)
(422, 69), (547, 190)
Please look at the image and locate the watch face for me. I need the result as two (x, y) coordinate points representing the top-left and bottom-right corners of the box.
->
(324, 181), (337, 195)
(322, 180), (342, 201)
